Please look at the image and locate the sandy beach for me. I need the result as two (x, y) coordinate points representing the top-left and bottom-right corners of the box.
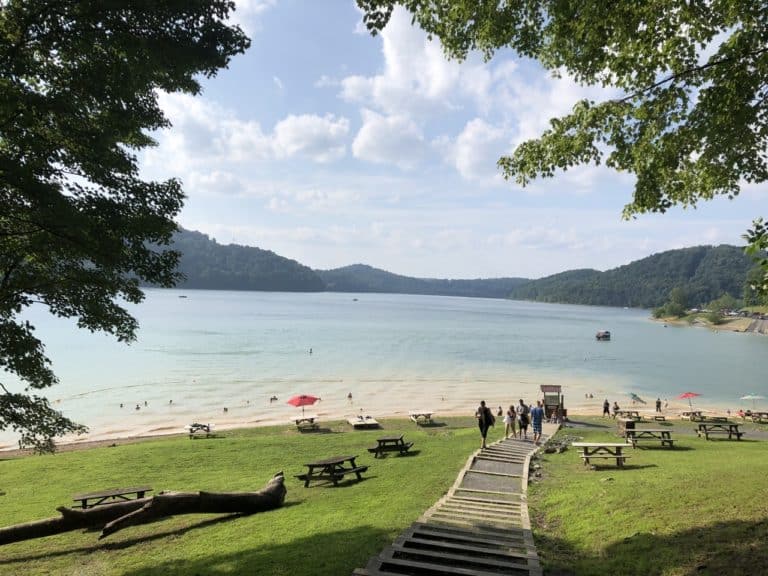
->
(0, 383), (740, 456)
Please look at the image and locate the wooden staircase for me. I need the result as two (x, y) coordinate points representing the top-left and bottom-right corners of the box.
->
(353, 425), (557, 575)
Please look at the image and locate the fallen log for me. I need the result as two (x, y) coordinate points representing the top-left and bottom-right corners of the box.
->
(0, 472), (286, 546)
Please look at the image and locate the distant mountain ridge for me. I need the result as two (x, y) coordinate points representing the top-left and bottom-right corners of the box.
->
(163, 230), (754, 308)
(169, 229), (325, 291)
(507, 245), (754, 308)
(316, 264), (528, 298)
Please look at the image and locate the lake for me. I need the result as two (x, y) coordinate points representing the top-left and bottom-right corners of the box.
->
(2, 290), (766, 447)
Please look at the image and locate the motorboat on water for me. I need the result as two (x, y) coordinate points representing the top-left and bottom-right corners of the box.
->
(596, 330), (611, 341)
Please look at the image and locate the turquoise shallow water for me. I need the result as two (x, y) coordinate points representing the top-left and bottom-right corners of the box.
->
(2, 290), (766, 447)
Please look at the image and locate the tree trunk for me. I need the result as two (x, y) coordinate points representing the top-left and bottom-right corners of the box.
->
(0, 472), (286, 546)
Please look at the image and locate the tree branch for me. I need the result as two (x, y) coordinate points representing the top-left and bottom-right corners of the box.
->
(618, 46), (768, 103)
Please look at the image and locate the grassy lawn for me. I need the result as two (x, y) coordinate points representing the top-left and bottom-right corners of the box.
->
(529, 417), (768, 575)
(0, 417), (484, 576)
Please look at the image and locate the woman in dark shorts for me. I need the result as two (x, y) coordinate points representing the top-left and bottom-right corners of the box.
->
(475, 400), (494, 449)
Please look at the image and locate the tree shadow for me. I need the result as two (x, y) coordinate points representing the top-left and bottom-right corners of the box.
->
(534, 518), (768, 575)
(0, 514), (246, 563)
(416, 421), (447, 428)
(117, 526), (390, 576)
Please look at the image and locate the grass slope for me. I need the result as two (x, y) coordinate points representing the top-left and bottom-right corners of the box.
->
(529, 417), (768, 575)
(0, 418), (483, 576)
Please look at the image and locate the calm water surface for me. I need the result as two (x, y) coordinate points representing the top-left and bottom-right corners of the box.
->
(3, 290), (766, 446)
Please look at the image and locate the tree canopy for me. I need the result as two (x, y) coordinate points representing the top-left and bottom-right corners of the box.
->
(0, 1), (249, 451)
(358, 0), (768, 283)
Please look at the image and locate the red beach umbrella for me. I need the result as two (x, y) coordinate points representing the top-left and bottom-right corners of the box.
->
(286, 394), (319, 415)
(677, 391), (701, 408)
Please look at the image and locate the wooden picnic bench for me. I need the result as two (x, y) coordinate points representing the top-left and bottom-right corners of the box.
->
(645, 414), (666, 422)
(696, 422), (743, 440)
(367, 435), (414, 458)
(750, 411), (768, 424)
(293, 414), (319, 431)
(615, 410), (641, 421)
(295, 455), (368, 487)
(409, 410), (433, 425)
(681, 411), (703, 421)
(572, 442), (631, 468)
(699, 415), (729, 423)
(625, 428), (675, 447)
(185, 422), (214, 438)
(72, 486), (152, 509)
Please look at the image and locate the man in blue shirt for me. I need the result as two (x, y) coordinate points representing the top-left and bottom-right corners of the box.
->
(530, 400), (545, 445)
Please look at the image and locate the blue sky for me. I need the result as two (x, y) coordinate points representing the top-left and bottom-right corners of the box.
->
(139, 0), (765, 279)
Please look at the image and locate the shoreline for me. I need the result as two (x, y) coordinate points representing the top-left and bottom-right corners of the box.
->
(1, 398), (745, 458)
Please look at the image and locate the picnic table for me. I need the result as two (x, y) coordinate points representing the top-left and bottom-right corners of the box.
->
(696, 422), (743, 440)
(295, 455), (368, 487)
(72, 486), (153, 509)
(625, 428), (675, 447)
(699, 415), (729, 423)
(615, 410), (641, 421)
(616, 418), (636, 437)
(185, 422), (214, 438)
(681, 410), (703, 421)
(644, 414), (666, 422)
(572, 442), (631, 468)
(749, 411), (768, 423)
(293, 414), (319, 431)
(367, 435), (414, 458)
(409, 410), (434, 425)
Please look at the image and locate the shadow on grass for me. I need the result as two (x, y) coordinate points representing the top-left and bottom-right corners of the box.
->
(634, 445), (695, 451)
(0, 514), (246, 563)
(416, 421), (448, 428)
(585, 464), (658, 471)
(120, 526), (391, 576)
(534, 518), (768, 576)
(563, 419), (613, 429)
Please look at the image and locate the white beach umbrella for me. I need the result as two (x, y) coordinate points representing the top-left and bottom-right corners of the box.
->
(740, 394), (765, 409)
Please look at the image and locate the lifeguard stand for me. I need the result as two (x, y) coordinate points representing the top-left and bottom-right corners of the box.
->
(540, 384), (566, 421)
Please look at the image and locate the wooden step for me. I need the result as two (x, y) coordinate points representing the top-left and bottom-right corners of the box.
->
(408, 521), (528, 541)
(386, 542), (534, 570)
(403, 527), (530, 551)
(436, 504), (520, 522)
(448, 494), (522, 506)
(394, 534), (534, 560)
(373, 547), (535, 575)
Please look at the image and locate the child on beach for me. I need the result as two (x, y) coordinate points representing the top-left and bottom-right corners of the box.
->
(504, 405), (517, 439)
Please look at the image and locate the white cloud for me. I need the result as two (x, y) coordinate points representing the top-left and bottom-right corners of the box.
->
(143, 93), (350, 172)
(340, 8), (476, 116)
(315, 74), (338, 88)
(273, 114), (349, 162)
(272, 75), (284, 91)
(352, 109), (427, 169)
(448, 118), (509, 183)
(229, 0), (277, 33)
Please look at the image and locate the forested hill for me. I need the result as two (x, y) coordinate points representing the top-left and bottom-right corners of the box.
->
(168, 229), (325, 291)
(316, 264), (528, 298)
(507, 245), (754, 308)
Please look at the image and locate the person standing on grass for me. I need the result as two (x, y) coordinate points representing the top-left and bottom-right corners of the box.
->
(612, 401), (620, 418)
(531, 400), (545, 445)
(655, 397), (662, 413)
(603, 398), (610, 417)
(475, 400), (495, 449)
(516, 399), (529, 440)
(504, 405), (517, 439)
